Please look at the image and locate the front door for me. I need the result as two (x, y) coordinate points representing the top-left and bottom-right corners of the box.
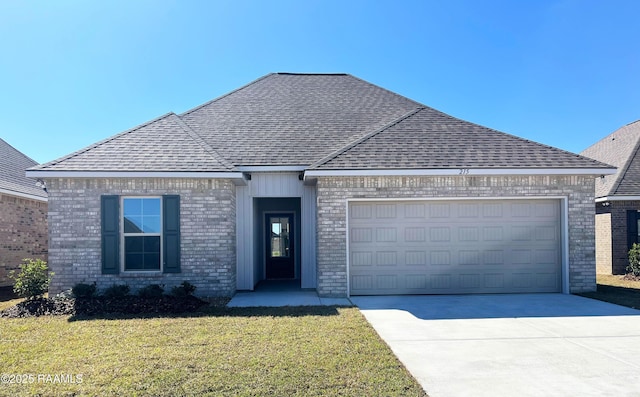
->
(265, 214), (295, 279)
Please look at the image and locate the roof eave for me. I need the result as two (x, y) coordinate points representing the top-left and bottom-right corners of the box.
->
(595, 195), (640, 203)
(304, 167), (617, 179)
(0, 187), (48, 202)
(26, 170), (247, 181)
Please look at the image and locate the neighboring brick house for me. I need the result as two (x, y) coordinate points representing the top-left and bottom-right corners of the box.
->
(581, 120), (640, 274)
(27, 73), (614, 297)
(0, 138), (48, 287)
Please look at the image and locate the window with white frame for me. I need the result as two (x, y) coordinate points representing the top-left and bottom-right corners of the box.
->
(122, 197), (162, 271)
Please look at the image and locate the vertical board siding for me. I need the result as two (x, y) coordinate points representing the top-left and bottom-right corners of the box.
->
(235, 185), (253, 290)
(302, 184), (317, 288)
(250, 173), (305, 197)
(236, 173), (317, 290)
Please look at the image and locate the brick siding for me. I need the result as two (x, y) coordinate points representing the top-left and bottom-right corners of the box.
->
(595, 200), (640, 274)
(595, 213), (612, 273)
(0, 193), (48, 287)
(45, 178), (236, 297)
(316, 175), (596, 297)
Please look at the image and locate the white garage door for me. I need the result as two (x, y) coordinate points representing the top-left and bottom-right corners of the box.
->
(348, 199), (562, 295)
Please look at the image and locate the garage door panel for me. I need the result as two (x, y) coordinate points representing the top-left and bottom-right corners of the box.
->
(429, 203), (451, 218)
(404, 203), (426, 218)
(349, 199), (562, 295)
(405, 227), (426, 242)
(350, 204), (373, 219)
(376, 228), (397, 242)
(351, 251), (373, 267)
(375, 204), (396, 218)
(351, 228), (373, 242)
(376, 251), (397, 266)
(406, 251), (427, 266)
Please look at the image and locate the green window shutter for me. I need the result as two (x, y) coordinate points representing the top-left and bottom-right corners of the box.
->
(628, 210), (639, 250)
(101, 195), (120, 274)
(163, 195), (181, 273)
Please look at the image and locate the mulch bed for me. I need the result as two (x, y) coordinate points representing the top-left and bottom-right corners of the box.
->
(623, 273), (640, 282)
(0, 295), (229, 318)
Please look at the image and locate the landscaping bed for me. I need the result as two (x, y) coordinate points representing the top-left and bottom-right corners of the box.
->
(0, 295), (228, 318)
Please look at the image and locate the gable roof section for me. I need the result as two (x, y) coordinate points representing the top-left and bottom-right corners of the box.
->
(581, 120), (640, 198)
(0, 138), (47, 199)
(180, 73), (423, 166)
(31, 113), (238, 175)
(310, 107), (614, 172)
(28, 73), (615, 177)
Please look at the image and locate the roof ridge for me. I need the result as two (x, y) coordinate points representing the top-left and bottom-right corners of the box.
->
(625, 119), (640, 127)
(347, 74), (426, 109)
(275, 72), (348, 76)
(609, 131), (640, 195)
(309, 107), (425, 169)
(31, 113), (175, 170)
(0, 137), (38, 166)
(581, 121), (640, 154)
(172, 115), (237, 171)
(180, 73), (275, 117)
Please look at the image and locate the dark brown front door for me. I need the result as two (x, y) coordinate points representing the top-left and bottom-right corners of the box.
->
(265, 214), (295, 279)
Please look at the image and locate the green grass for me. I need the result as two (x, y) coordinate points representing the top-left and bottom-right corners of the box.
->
(578, 274), (640, 310)
(0, 306), (426, 396)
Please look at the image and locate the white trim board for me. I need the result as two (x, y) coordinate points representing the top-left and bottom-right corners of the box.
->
(0, 188), (48, 202)
(596, 196), (640, 202)
(237, 166), (307, 172)
(25, 171), (245, 179)
(305, 168), (615, 178)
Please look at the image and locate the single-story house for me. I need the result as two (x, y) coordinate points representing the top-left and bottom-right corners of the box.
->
(0, 138), (48, 287)
(581, 120), (640, 274)
(27, 73), (615, 297)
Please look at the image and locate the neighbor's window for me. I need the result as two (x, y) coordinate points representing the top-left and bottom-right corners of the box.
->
(122, 197), (161, 271)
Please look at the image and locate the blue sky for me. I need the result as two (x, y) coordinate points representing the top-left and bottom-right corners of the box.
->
(1, 0), (639, 164)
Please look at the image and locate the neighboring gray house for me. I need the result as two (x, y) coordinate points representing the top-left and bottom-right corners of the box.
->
(27, 73), (614, 297)
(581, 120), (640, 274)
(0, 138), (48, 287)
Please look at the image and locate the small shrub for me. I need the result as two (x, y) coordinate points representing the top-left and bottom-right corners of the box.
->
(138, 284), (164, 298)
(102, 284), (130, 298)
(10, 258), (53, 300)
(72, 283), (97, 299)
(628, 243), (640, 277)
(171, 281), (196, 298)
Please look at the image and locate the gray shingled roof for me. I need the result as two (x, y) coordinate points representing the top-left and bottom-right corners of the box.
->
(32, 113), (235, 172)
(311, 107), (607, 169)
(581, 120), (640, 197)
(180, 73), (422, 166)
(32, 73), (612, 173)
(0, 138), (47, 198)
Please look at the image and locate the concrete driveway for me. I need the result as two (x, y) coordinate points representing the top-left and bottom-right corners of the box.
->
(352, 294), (640, 397)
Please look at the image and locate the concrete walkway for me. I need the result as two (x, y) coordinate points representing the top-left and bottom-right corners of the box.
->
(352, 294), (640, 397)
(228, 288), (352, 307)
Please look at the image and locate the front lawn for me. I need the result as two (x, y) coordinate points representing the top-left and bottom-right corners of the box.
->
(578, 274), (640, 309)
(0, 305), (426, 396)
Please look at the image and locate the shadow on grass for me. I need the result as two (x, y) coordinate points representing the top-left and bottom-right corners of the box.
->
(0, 286), (18, 302)
(578, 284), (640, 310)
(67, 304), (346, 322)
